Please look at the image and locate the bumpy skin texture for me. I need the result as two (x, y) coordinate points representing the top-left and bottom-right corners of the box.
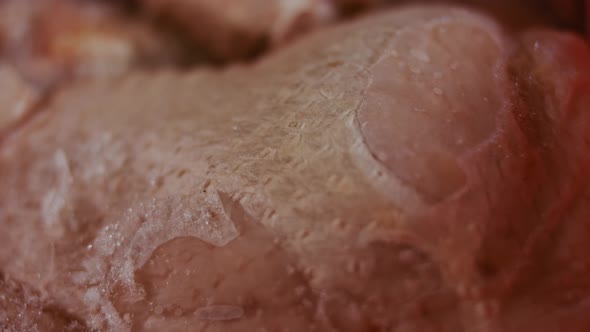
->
(1, 4), (590, 332)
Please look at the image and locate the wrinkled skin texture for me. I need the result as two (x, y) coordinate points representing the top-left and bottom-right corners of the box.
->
(2, 4), (590, 332)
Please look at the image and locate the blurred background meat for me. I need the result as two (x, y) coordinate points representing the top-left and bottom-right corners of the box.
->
(134, 0), (587, 61)
(0, 0), (202, 89)
(0, 0), (586, 71)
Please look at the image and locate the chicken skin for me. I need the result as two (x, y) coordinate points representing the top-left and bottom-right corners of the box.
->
(1, 3), (590, 332)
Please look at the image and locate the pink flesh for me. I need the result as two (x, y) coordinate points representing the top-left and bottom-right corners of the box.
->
(1, 4), (590, 332)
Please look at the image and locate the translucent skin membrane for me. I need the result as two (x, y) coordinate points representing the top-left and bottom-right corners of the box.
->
(1, 4), (590, 332)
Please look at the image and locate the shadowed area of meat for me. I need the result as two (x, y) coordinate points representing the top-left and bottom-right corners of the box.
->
(1, 4), (590, 332)
(137, 0), (338, 60)
(134, 0), (585, 61)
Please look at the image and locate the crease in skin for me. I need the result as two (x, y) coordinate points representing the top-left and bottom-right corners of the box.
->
(349, 8), (510, 215)
(412, 28), (590, 332)
(490, 29), (590, 331)
(494, 29), (590, 281)
(356, 7), (590, 331)
(351, 11), (514, 331)
(356, 11), (506, 206)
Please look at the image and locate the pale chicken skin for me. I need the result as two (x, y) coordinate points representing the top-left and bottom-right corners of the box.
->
(1, 4), (590, 332)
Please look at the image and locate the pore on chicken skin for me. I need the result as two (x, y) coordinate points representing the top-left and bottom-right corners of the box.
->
(1, 3), (590, 332)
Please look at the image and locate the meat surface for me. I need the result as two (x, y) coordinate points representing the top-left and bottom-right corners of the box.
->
(1, 3), (590, 332)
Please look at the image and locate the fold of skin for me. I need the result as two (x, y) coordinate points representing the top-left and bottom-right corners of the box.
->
(1, 4), (590, 332)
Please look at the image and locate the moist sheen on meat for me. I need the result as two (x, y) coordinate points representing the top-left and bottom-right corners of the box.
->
(1, 4), (590, 332)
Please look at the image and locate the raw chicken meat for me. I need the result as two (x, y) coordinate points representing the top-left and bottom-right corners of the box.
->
(1, 2), (590, 332)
